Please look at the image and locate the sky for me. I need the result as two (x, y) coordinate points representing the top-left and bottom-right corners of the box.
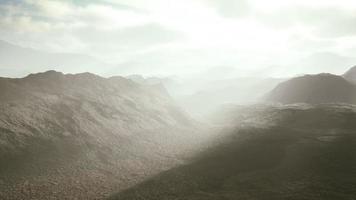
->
(1, 0), (356, 78)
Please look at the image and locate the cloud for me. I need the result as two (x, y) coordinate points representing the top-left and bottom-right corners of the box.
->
(292, 52), (356, 75)
(315, 14), (356, 38)
(21, 0), (150, 28)
(255, 5), (356, 38)
(0, 0), (159, 53)
(205, 0), (250, 18)
(1, 0), (356, 77)
(73, 23), (184, 62)
(75, 23), (182, 46)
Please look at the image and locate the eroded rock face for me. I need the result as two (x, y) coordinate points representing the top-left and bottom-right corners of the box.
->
(0, 71), (195, 199)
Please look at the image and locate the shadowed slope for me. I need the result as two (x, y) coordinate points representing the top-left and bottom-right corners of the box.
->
(111, 104), (356, 200)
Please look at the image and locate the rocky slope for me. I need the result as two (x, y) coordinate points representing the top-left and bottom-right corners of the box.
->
(111, 104), (356, 200)
(0, 70), (196, 199)
(265, 73), (356, 104)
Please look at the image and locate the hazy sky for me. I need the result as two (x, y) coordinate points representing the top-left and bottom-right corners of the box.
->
(1, 0), (356, 77)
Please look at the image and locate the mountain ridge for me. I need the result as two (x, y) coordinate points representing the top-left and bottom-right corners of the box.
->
(0, 70), (195, 199)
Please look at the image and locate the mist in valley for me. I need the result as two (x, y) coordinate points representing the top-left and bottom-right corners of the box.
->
(1, 0), (356, 200)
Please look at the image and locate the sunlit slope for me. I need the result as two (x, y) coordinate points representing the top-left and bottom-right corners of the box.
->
(0, 70), (194, 199)
(111, 104), (356, 200)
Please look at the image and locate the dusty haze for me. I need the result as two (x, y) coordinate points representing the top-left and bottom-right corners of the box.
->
(1, 1), (356, 200)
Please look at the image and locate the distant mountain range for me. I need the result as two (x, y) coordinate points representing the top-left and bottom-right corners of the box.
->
(127, 75), (285, 119)
(127, 65), (356, 117)
(176, 77), (285, 118)
(265, 66), (356, 104)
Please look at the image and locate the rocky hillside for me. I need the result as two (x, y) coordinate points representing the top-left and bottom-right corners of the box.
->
(265, 73), (356, 104)
(111, 104), (356, 200)
(0, 70), (195, 199)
